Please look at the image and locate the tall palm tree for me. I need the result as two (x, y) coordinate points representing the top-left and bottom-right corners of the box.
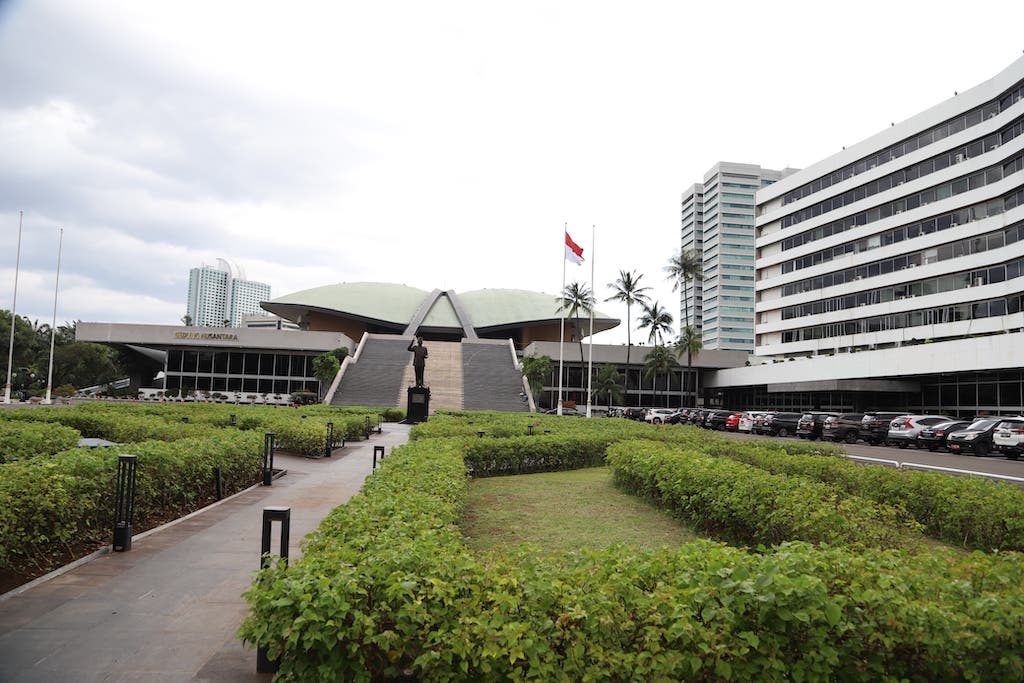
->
(605, 269), (650, 394)
(592, 364), (625, 411)
(665, 249), (704, 330)
(556, 282), (596, 401)
(643, 345), (679, 408)
(637, 301), (674, 346)
(674, 325), (703, 408)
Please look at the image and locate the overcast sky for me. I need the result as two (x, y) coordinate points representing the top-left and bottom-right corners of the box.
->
(1, 0), (1022, 344)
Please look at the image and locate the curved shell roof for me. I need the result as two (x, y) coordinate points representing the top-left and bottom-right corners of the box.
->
(262, 282), (618, 335)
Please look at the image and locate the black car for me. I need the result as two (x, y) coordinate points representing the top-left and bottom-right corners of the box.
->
(859, 412), (907, 445)
(764, 412), (803, 437)
(666, 410), (690, 425)
(622, 407), (646, 421)
(822, 413), (865, 444)
(703, 409), (734, 430)
(751, 412), (776, 435)
(946, 418), (1002, 456)
(916, 420), (971, 451)
(796, 412), (839, 440)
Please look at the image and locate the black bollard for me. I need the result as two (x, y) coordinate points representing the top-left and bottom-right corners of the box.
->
(373, 445), (384, 469)
(376, 415), (383, 434)
(263, 432), (276, 486)
(256, 506), (291, 674)
(325, 422), (334, 458)
(214, 466), (223, 500)
(229, 413), (236, 427)
(477, 430), (485, 438)
(182, 416), (189, 423)
(528, 425), (534, 436)
(301, 415), (307, 419)
(364, 415), (372, 439)
(113, 454), (138, 552)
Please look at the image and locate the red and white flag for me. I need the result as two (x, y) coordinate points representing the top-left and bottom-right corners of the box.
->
(565, 231), (584, 265)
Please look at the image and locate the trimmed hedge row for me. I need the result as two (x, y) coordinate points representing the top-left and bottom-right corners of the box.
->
(705, 440), (1024, 551)
(606, 440), (920, 550)
(0, 421), (81, 463)
(463, 435), (610, 476)
(240, 434), (1024, 681)
(0, 430), (263, 574)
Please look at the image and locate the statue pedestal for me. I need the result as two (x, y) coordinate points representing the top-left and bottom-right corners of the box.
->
(406, 386), (430, 423)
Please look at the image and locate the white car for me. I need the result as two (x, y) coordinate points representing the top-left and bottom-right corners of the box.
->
(644, 408), (676, 424)
(993, 417), (1024, 459)
(737, 411), (766, 433)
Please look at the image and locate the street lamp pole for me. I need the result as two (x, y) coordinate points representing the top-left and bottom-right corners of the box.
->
(42, 228), (63, 405)
(3, 211), (24, 404)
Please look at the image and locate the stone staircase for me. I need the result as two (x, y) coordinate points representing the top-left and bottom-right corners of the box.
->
(398, 340), (464, 411)
(462, 339), (530, 412)
(330, 336), (413, 408)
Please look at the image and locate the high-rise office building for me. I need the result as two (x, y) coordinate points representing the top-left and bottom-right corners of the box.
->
(681, 162), (793, 351)
(186, 259), (271, 328)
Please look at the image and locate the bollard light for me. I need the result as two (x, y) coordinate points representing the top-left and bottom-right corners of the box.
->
(325, 422), (334, 458)
(229, 413), (236, 427)
(528, 425), (534, 436)
(214, 466), (223, 500)
(182, 416), (189, 423)
(257, 506), (291, 674)
(113, 454), (138, 552)
(364, 415), (372, 439)
(477, 430), (485, 438)
(373, 445), (384, 469)
(263, 432), (276, 486)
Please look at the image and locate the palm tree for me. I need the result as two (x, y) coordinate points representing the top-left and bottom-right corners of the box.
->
(592, 364), (625, 411)
(520, 353), (552, 409)
(674, 325), (703, 408)
(556, 281), (596, 376)
(605, 269), (650, 395)
(643, 345), (679, 408)
(637, 301), (674, 346)
(665, 249), (703, 330)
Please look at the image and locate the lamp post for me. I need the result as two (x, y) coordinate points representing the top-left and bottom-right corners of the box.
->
(3, 211), (24, 404)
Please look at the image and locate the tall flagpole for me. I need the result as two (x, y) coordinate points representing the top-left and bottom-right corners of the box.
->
(42, 228), (64, 405)
(585, 225), (595, 418)
(557, 222), (566, 415)
(3, 211), (24, 404)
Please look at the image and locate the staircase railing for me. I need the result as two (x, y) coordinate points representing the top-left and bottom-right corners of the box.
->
(322, 332), (368, 405)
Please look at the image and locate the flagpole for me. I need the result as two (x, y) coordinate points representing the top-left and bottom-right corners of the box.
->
(3, 211), (24, 404)
(42, 228), (63, 405)
(557, 222), (566, 415)
(586, 225), (595, 418)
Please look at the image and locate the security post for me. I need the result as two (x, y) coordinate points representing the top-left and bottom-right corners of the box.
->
(113, 454), (138, 552)
(256, 506), (291, 674)
(262, 432), (275, 486)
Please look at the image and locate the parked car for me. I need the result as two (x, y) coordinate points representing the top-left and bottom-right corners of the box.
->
(737, 411), (766, 433)
(544, 407), (582, 416)
(645, 408), (676, 424)
(796, 412), (839, 440)
(751, 411), (776, 435)
(622, 407), (646, 421)
(916, 420), (971, 451)
(667, 410), (691, 425)
(821, 413), (865, 444)
(993, 417), (1024, 459)
(860, 412), (909, 445)
(946, 418), (1003, 456)
(723, 412), (743, 431)
(886, 415), (951, 448)
(764, 411), (803, 437)
(704, 409), (735, 430)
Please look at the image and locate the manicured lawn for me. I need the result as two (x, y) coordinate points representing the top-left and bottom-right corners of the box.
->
(461, 466), (697, 554)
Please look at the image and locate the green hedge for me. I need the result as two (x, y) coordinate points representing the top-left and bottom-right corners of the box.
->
(606, 439), (920, 550)
(0, 421), (81, 463)
(462, 435), (610, 476)
(240, 434), (1024, 681)
(0, 430), (263, 575)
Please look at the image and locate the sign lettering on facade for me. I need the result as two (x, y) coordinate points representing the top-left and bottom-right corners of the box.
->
(174, 332), (239, 341)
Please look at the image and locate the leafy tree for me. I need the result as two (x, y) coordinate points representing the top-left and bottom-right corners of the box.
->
(520, 353), (552, 409)
(181, 314), (193, 326)
(674, 325), (703, 407)
(605, 269), (650, 394)
(637, 301), (674, 346)
(312, 353), (341, 395)
(643, 344), (679, 407)
(665, 249), (704, 330)
(592, 364), (625, 411)
(556, 281), (596, 366)
(52, 342), (121, 389)
(329, 347), (349, 364)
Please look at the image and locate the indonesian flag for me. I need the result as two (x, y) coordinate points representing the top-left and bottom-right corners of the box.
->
(565, 231), (584, 265)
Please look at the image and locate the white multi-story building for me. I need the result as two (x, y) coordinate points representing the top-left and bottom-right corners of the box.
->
(681, 162), (793, 351)
(709, 56), (1024, 416)
(186, 259), (271, 328)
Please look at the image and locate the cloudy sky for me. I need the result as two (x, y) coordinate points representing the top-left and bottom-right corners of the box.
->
(1, 0), (1022, 344)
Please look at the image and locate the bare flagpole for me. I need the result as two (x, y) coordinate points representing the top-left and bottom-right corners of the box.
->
(3, 211), (24, 404)
(585, 225), (595, 418)
(557, 222), (566, 415)
(42, 228), (63, 405)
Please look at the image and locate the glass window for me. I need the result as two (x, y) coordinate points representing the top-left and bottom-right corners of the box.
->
(228, 352), (243, 375)
(213, 352), (228, 374)
(243, 353), (259, 375)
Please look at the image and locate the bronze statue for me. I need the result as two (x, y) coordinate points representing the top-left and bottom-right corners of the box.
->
(407, 337), (428, 387)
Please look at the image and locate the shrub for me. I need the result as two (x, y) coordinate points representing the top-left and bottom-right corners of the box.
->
(0, 421), (81, 463)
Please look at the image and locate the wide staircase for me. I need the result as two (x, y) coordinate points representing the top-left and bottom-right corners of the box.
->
(462, 339), (530, 412)
(331, 336), (529, 413)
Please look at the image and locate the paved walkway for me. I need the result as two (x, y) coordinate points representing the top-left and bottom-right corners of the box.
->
(0, 423), (411, 682)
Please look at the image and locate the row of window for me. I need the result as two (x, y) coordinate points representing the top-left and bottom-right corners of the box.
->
(165, 349), (317, 377)
(782, 78), (1024, 206)
(779, 183), (1024, 275)
(782, 115), (1023, 229)
(780, 150), (1024, 253)
(781, 218), (1024, 297)
(780, 293), (1024, 343)
(165, 375), (316, 395)
(781, 255), (1024, 320)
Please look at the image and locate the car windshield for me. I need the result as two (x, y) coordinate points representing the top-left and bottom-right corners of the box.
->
(997, 420), (1024, 429)
(967, 419), (999, 430)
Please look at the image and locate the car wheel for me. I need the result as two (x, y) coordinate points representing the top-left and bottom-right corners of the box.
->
(654, 418), (662, 424)
(1008, 452), (1020, 461)
(844, 432), (858, 444)
(778, 427), (789, 438)
(927, 445), (937, 452)
(897, 441), (907, 449)
(974, 442), (988, 456)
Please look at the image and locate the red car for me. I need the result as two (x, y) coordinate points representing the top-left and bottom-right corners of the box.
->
(724, 412), (742, 431)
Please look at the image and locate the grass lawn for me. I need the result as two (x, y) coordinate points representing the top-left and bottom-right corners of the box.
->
(460, 466), (698, 555)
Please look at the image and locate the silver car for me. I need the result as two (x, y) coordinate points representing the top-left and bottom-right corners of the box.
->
(886, 414), (951, 448)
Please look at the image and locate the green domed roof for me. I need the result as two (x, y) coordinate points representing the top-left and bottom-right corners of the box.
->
(265, 282), (430, 325)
